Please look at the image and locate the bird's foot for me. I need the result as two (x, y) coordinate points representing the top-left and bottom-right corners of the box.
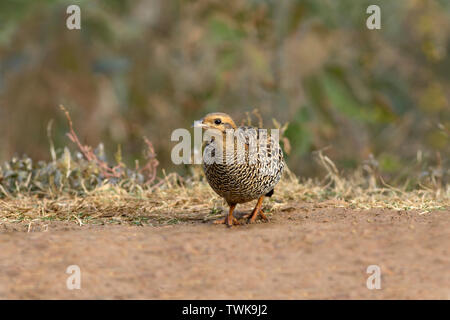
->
(259, 210), (269, 222)
(246, 210), (269, 224)
(213, 216), (241, 227)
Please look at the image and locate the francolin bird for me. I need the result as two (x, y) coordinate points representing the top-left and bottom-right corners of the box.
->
(193, 112), (284, 227)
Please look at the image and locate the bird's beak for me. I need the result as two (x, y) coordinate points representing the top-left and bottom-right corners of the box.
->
(192, 120), (207, 128)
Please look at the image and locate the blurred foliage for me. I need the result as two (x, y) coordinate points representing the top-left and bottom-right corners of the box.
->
(0, 0), (449, 187)
(0, 145), (152, 197)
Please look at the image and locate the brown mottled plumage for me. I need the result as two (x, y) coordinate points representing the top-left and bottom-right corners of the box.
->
(194, 112), (284, 227)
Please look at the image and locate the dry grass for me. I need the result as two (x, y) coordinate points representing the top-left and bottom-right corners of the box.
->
(0, 160), (448, 230)
(2, 107), (447, 230)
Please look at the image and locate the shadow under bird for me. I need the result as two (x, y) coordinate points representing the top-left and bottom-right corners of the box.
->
(193, 112), (285, 227)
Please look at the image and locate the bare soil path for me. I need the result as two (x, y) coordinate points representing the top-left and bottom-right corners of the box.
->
(0, 206), (448, 299)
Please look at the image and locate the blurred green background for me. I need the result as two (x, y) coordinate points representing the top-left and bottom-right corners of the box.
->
(0, 0), (448, 185)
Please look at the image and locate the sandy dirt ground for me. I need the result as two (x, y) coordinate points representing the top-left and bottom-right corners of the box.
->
(0, 204), (449, 299)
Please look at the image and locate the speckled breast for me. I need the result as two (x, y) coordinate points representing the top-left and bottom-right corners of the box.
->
(202, 127), (284, 204)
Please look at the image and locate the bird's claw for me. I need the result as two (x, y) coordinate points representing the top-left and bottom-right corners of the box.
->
(246, 210), (269, 224)
(213, 216), (241, 227)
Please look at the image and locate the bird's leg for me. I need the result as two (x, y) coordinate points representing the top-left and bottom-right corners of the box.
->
(213, 204), (239, 227)
(247, 196), (268, 223)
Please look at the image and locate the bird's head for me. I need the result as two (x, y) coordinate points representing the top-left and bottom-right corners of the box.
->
(193, 112), (237, 132)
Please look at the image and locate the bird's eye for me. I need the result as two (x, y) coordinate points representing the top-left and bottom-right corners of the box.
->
(214, 119), (222, 125)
